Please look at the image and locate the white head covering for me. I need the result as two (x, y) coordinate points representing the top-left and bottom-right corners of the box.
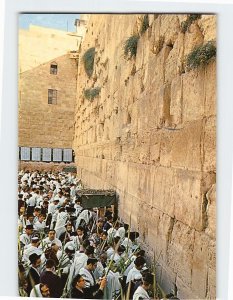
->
(29, 284), (43, 297)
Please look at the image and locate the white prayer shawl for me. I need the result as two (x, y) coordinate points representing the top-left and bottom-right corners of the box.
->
(74, 204), (83, 216)
(36, 196), (43, 206)
(93, 261), (104, 280)
(122, 237), (133, 251)
(41, 237), (62, 249)
(34, 220), (46, 232)
(110, 252), (123, 265)
(29, 283), (43, 297)
(106, 247), (115, 259)
(79, 267), (96, 288)
(21, 173), (29, 184)
(68, 235), (81, 251)
(23, 245), (42, 264)
(54, 211), (68, 238)
(27, 195), (37, 207)
(133, 286), (150, 300)
(116, 227), (126, 241)
(126, 266), (142, 284)
(123, 255), (137, 276)
(48, 203), (57, 215)
(57, 250), (72, 273)
(107, 228), (117, 241)
(20, 233), (31, 246)
(75, 210), (90, 229)
(104, 270), (121, 300)
(67, 252), (88, 290)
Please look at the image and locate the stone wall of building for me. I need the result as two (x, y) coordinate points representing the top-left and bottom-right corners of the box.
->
(18, 54), (77, 148)
(19, 25), (80, 73)
(73, 14), (216, 299)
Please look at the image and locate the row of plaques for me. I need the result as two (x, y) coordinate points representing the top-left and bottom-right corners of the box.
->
(19, 147), (73, 162)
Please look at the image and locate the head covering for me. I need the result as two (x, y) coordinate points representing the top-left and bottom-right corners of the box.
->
(25, 224), (33, 230)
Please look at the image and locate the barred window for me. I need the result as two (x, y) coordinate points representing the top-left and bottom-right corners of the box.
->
(48, 89), (57, 104)
(50, 63), (57, 75)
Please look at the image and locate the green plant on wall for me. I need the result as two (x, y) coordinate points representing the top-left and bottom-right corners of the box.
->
(83, 87), (101, 100)
(186, 41), (216, 70)
(123, 34), (140, 59)
(83, 47), (95, 77)
(181, 14), (202, 33)
(140, 14), (149, 35)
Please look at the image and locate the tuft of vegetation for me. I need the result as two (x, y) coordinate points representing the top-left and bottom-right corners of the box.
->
(140, 14), (149, 35)
(83, 87), (101, 100)
(82, 47), (95, 77)
(181, 14), (202, 33)
(186, 41), (216, 70)
(123, 34), (140, 59)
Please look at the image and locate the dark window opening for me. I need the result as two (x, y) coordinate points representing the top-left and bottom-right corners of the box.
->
(48, 89), (57, 104)
(50, 63), (57, 75)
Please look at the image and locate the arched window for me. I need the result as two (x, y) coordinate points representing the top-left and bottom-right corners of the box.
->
(50, 62), (58, 75)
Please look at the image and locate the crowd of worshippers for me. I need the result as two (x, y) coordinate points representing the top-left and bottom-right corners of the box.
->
(18, 170), (179, 300)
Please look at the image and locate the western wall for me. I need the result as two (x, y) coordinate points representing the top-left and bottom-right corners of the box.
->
(73, 14), (216, 299)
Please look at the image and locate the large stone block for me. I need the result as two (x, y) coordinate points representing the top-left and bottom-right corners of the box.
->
(170, 119), (204, 171)
(182, 68), (205, 122)
(203, 116), (216, 172)
(205, 184), (216, 239)
(191, 231), (209, 299)
(173, 169), (204, 230)
(152, 166), (175, 217)
(167, 221), (195, 287)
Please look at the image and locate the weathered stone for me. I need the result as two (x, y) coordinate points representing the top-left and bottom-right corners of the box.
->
(170, 120), (204, 171)
(167, 221), (195, 287)
(182, 68), (205, 122)
(170, 76), (182, 126)
(71, 14), (216, 300)
(191, 231), (209, 298)
(205, 184), (216, 239)
(198, 15), (216, 42)
(184, 23), (204, 58)
(204, 116), (216, 172)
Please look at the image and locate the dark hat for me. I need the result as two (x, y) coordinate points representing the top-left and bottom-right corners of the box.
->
(25, 225), (34, 230)
(29, 253), (41, 264)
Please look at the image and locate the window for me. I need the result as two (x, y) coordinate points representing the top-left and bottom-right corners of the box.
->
(50, 63), (57, 75)
(48, 89), (57, 104)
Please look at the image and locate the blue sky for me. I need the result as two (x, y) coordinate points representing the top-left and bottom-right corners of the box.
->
(19, 14), (80, 32)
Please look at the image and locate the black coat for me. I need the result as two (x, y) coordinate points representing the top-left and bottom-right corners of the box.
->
(70, 286), (103, 299)
(26, 267), (40, 295)
(40, 270), (63, 298)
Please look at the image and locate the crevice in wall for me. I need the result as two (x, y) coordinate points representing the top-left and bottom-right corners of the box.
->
(166, 216), (175, 251)
(202, 191), (209, 231)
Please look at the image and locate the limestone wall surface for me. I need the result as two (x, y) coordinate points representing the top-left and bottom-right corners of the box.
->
(73, 14), (216, 299)
(19, 54), (77, 148)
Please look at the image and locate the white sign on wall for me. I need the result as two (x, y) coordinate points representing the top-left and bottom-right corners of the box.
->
(32, 148), (41, 161)
(63, 149), (72, 162)
(53, 148), (62, 162)
(20, 147), (30, 161)
(42, 148), (52, 162)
